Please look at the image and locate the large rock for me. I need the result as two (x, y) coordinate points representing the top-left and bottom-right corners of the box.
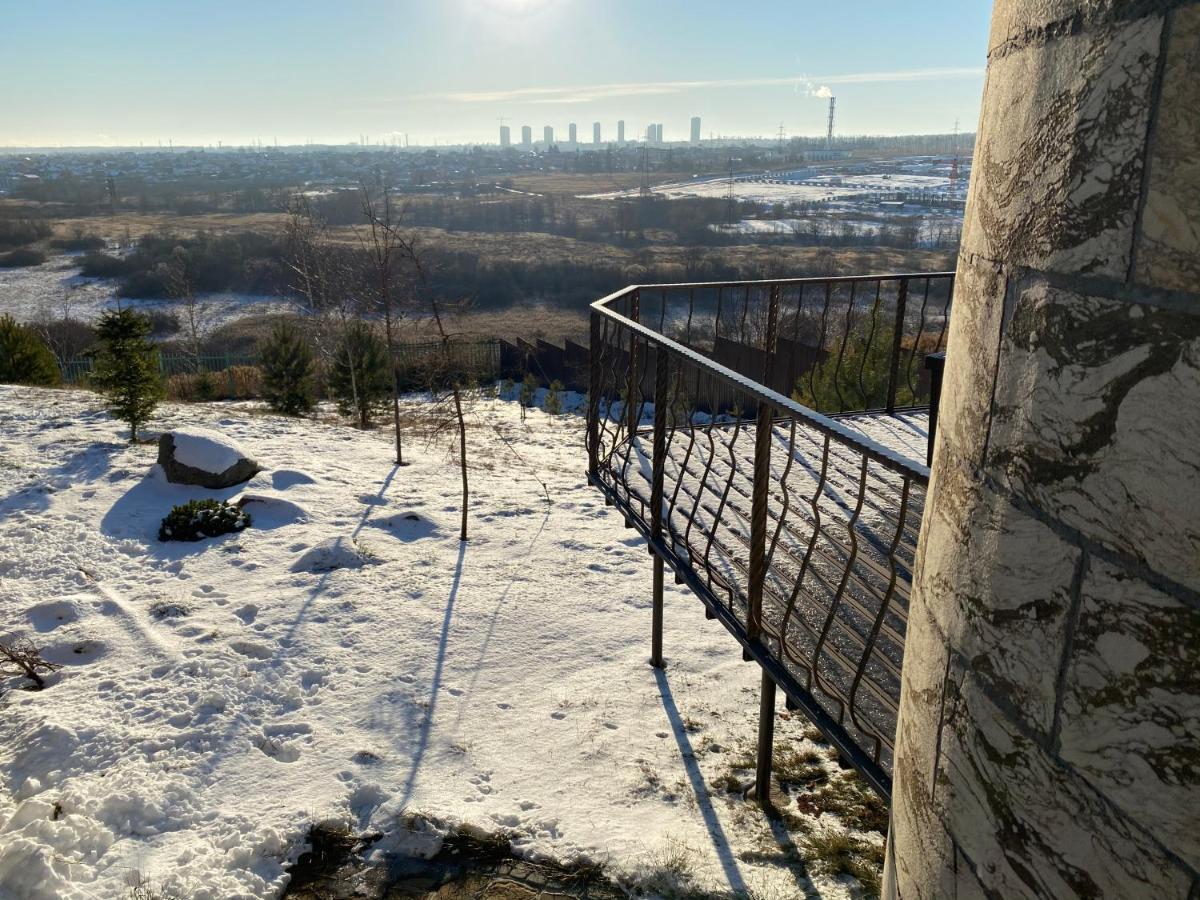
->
(158, 428), (260, 489)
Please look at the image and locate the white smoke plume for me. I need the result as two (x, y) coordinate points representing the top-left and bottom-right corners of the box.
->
(813, 84), (833, 99)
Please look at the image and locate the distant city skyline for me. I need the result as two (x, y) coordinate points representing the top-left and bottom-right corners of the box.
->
(0, 0), (990, 148)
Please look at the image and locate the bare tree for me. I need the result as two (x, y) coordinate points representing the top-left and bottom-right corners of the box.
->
(284, 198), (364, 419)
(166, 246), (208, 373)
(357, 183), (409, 465)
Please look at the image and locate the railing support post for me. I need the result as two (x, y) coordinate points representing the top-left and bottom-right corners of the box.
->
(747, 285), (780, 640)
(754, 670), (777, 805)
(625, 289), (641, 438)
(587, 312), (601, 480)
(924, 351), (946, 467)
(886, 277), (909, 414)
(649, 340), (669, 669)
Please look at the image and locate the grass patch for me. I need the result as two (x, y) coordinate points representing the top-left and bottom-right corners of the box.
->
(800, 830), (883, 897)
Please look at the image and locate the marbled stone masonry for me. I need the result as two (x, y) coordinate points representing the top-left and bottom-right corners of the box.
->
(885, 1), (1200, 897)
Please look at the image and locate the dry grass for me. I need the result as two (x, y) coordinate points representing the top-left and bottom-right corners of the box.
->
(165, 365), (263, 402)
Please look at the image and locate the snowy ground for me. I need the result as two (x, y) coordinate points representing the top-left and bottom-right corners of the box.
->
(582, 170), (966, 206)
(0, 254), (290, 328)
(0, 386), (897, 899)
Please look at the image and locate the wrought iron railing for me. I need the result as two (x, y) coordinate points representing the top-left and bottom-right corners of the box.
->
(586, 272), (953, 801)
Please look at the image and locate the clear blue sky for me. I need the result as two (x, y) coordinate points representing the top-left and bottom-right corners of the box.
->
(0, 0), (992, 148)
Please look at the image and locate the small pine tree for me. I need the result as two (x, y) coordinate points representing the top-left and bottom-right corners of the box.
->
(0, 315), (60, 385)
(329, 320), (391, 428)
(501, 377), (515, 400)
(544, 379), (563, 416)
(92, 308), (163, 442)
(519, 372), (538, 407)
(259, 320), (316, 416)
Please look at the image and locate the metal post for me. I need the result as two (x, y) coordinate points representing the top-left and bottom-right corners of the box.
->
(885, 277), (909, 414)
(625, 289), (641, 438)
(747, 285), (780, 640)
(755, 670), (777, 805)
(225, 352), (234, 398)
(587, 313), (602, 479)
(649, 341), (669, 669)
(924, 351), (946, 467)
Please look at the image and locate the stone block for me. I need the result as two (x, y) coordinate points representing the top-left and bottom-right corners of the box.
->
(937, 674), (1193, 898)
(914, 478), (1080, 736)
(1133, 4), (1200, 293)
(1058, 560), (1200, 870)
(938, 254), (1008, 473)
(987, 280), (1200, 589)
(963, 15), (1163, 278)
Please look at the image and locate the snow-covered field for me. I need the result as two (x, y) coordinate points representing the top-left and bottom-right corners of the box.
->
(0, 255), (290, 328)
(0, 387), (886, 899)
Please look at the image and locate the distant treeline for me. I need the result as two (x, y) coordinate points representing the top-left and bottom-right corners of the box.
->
(77, 227), (767, 309)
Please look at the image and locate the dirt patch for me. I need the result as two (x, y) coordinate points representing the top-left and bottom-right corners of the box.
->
(284, 823), (620, 900)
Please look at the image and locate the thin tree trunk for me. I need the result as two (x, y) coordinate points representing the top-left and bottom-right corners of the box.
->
(453, 383), (468, 541)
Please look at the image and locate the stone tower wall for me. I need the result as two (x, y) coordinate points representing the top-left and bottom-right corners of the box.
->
(886, 1), (1200, 896)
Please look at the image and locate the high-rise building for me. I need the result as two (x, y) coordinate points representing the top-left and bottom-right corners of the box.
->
(617, 120), (625, 143)
(521, 125), (532, 146)
(657, 123), (665, 143)
(690, 116), (701, 144)
(500, 125), (511, 147)
(568, 123), (577, 144)
(646, 123), (655, 143)
(593, 122), (602, 144)
(544, 125), (554, 146)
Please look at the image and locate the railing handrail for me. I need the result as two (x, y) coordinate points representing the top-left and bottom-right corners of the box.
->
(594, 271), (956, 293)
(591, 280), (934, 485)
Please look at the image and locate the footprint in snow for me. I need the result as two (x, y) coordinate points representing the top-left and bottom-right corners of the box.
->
(234, 604), (258, 625)
(229, 640), (272, 660)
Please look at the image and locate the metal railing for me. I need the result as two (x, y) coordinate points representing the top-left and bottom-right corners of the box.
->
(586, 272), (954, 801)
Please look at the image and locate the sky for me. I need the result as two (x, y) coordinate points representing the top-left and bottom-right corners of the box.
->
(0, 0), (993, 148)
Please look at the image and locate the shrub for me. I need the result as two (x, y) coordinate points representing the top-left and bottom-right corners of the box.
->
(0, 638), (62, 690)
(0, 248), (46, 268)
(91, 308), (164, 441)
(0, 315), (60, 385)
(51, 229), (106, 253)
(159, 499), (251, 542)
(0, 218), (51, 250)
(329, 321), (391, 428)
(518, 373), (538, 408)
(79, 252), (132, 279)
(544, 379), (564, 415)
(259, 320), (316, 415)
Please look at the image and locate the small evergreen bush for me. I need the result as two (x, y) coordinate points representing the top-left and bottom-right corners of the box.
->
(0, 314), (60, 385)
(518, 373), (538, 408)
(329, 321), (391, 428)
(544, 379), (564, 415)
(91, 308), (163, 441)
(259, 320), (316, 415)
(159, 499), (251, 542)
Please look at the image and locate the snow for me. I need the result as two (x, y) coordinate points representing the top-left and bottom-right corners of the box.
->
(169, 427), (249, 474)
(0, 254), (291, 328)
(0, 386), (902, 899)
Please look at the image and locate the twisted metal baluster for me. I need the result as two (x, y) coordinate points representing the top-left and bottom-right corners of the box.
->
(858, 280), (883, 410)
(848, 476), (912, 762)
(808, 281), (833, 410)
(811, 455), (869, 723)
(831, 281), (858, 413)
(904, 276), (933, 402)
(779, 434), (831, 690)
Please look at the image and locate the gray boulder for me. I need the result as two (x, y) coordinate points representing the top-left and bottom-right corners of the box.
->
(158, 428), (261, 489)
